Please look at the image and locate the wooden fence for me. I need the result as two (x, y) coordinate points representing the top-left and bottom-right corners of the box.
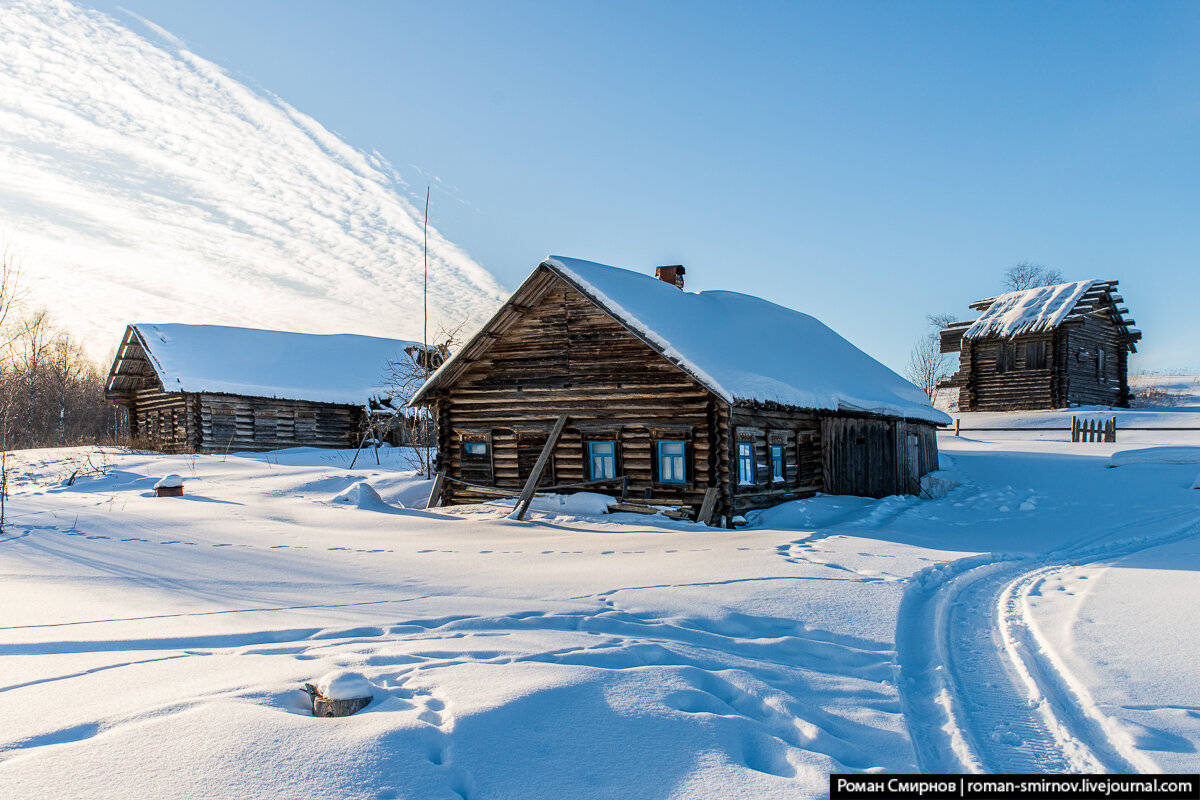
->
(950, 416), (1200, 443)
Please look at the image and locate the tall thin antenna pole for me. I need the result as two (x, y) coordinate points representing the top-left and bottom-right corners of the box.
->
(429, 185), (434, 381)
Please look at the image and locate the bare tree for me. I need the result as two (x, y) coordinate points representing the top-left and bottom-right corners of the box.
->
(905, 314), (955, 401)
(380, 322), (465, 477)
(1003, 260), (1065, 292)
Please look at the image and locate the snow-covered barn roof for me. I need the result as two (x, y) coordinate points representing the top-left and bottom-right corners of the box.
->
(106, 323), (419, 405)
(941, 279), (1140, 353)
(414, 256), (951, 425)
(962, 280), (1097, 339)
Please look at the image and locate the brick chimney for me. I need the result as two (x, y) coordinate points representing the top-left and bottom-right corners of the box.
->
(655, 265), (686, 289)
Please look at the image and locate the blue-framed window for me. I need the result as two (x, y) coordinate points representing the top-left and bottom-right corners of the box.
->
(657, 440), (687, 483)
(771, 445), (784, 482)
(588, 440), (616, 480)
(464, 442), (488, 456)
(737, 442), (755, 485)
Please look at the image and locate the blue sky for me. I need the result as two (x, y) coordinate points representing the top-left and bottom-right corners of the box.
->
(86, 0), (1200, 372)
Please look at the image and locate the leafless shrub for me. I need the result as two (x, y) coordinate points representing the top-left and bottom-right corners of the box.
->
(1003, 261), (1064, 292)
(1130, 376), (1199, 408)
(905, 314), (956, 401)
(379, 321), (466, 477)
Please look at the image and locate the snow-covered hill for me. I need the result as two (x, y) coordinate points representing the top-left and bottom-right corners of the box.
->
(0, 0), (507, 355)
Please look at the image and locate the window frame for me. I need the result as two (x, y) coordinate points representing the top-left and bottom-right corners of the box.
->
(464, 441), (489, 456)
(587, 440), (617, 481)
(656, 440), (688, 484)
(770, 444), (785, 483)
(737, 441), (755, 485)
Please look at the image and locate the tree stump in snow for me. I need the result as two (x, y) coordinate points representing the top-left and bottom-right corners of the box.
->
(304, 683), (371, 717)
(154, 474), (184, 497)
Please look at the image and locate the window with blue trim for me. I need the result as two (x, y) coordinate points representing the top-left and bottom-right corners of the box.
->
(588, 441), (616, 480)
(464, 442), (488, 456)
(657, 440), (687, 483)
(771, 445), (784, 482)
(737, 442), (755, 485)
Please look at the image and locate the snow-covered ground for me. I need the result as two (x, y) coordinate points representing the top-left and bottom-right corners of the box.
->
(1, 400), (1198, 797)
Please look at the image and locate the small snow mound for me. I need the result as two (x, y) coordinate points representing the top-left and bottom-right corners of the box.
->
(154, 474), (184, 489)
(314, 670), (373, 700)
(1110, 447), (1200, 467)
(1192, 472), (1200, 490)
(1019, 499), (1037, 512)
(504, 492), (615, 518)
(331, 482), (402, 510)
(920, 470), (960, 499)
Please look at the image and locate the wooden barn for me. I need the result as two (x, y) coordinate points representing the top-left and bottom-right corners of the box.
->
(104, 323), (419, 452)
(411, 257), (950, 523)
(938, 280), (1140, 411)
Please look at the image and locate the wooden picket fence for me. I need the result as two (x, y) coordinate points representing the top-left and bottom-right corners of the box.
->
(1070, 416), (1116, 443)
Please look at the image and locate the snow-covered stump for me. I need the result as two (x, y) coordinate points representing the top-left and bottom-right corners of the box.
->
(154, 474), (184, 498)
(304, 671), (373, 717)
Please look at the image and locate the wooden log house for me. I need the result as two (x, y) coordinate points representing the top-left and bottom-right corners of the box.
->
(938, 280), (1141, 411)
(104, 323), (419, 452)
(411, 257), (950, 523)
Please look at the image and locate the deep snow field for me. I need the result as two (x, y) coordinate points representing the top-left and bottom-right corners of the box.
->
(1, 396), (1199, 798)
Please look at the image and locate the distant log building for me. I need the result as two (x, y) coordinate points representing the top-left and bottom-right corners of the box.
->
(412, 257), (949, 523)
(938, 280), (1140, 411)
(104, 323), (418, 452)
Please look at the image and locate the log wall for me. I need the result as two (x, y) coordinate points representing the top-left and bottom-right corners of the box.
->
(1060, 316), (1131, 407)
(197, 395), (362, 452)
(959, 333), (1056, 411)
(129, 385), (193, 453)
(434, 279), (724, 514)
(728, 405), (823, 515)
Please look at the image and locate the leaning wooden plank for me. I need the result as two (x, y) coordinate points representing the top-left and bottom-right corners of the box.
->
(514, 415), (569, 521)
(697, 487), (718, 526)
(427, 471), (447, 508)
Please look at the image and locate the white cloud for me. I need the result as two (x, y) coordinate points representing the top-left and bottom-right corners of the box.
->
(0, 0), (508, 357)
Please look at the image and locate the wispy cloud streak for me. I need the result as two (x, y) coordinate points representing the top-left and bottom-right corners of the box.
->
(0, 0), (507, 353)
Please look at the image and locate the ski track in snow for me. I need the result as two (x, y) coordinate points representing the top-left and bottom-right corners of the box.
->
(898, 508), (1200, 773)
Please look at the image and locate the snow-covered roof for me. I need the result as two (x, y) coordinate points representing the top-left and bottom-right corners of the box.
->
(962, 281), (1099, 340)
(123, 323), (418, 405)
(416, 256), (950, 425)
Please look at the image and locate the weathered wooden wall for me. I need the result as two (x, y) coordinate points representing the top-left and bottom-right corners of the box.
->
(728, 405), (823, 515)
(197, 394), (362, 452)
(1059, 316), (1130, 407)
(434, 276), (723, 514)
(129, 385), (193, 453)
(958, 333), (1056, 411)
(820, 416), (939, 499)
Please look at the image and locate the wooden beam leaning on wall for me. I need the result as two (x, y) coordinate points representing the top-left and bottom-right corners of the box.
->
(514, 415), (569, 521)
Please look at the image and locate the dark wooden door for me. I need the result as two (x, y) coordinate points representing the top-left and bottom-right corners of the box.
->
(517, 433), (555, 488)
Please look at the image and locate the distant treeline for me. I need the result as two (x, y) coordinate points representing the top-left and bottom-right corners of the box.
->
(0, 249), (123, 450)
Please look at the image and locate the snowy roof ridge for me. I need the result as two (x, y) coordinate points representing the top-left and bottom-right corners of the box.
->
(543, 257), (950, 425)
(131, 323), (419, 405)
(962, 280), (1099, 340)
